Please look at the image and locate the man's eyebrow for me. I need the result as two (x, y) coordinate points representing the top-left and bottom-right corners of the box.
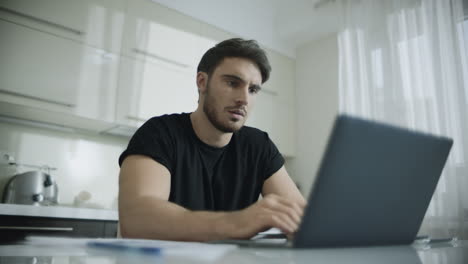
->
(222, 74), (262, 90)
(222, 74), (245, 83)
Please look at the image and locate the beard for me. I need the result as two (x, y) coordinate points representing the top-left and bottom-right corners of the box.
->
(203, 83), (245, 133)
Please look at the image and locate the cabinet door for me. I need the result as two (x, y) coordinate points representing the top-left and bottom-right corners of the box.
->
(116, 56), (198, 126)
(0, 20), (79, 107)
(116, 0), (217, 127)
(0, 0), (125, 53)
(0, 20), (119, 123)
(122, 0), (214, 67)
(0, 215), (118, 240)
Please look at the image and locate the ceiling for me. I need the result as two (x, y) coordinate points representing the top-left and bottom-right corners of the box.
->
(150, 0), (341, 58)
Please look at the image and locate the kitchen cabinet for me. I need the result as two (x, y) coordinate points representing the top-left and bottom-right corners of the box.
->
(115, 56), (199, 128)
(0, 0), (297, 156)
(112, 0), (297, 156)
(0, 19), (79, 108)
(113, 0), (216, 128)
(0, 215), (118, 242)
(0, 0), (125, 53)
(0, 19), (119, 129)
(121, 0), (211, 65)
(0, 204), (118, 242)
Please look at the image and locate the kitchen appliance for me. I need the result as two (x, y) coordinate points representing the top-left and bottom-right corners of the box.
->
(2, 171), (59, 206)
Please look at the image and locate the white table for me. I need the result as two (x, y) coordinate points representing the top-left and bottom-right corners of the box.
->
(0, 239), (466, 264)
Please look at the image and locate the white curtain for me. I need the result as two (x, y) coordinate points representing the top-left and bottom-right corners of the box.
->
(338, 0), (468, 239)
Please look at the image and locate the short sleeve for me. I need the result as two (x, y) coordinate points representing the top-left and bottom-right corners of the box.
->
(262, 133), (285, 180)
(118, 117), (175, 174)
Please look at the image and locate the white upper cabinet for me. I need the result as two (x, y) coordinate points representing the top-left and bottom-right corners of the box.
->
(0, 0), (297, 156)
(0, 20), (78, 107)
(116, 56), (198, 127)
(0, 0), (125, 53)
(0, 18), (119, 125)
(0, 0), (123, 126)
(121, 0), (212, 66)
(115, 0), (216, 127)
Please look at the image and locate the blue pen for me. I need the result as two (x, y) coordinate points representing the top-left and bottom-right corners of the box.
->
(87, 241), (162, 256)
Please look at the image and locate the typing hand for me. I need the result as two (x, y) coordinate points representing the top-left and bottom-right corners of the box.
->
(222, 194), (305, 239)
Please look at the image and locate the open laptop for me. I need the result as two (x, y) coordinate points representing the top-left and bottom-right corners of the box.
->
(212, 114), (453, 248)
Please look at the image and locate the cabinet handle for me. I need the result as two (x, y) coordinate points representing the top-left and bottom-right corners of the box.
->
(132, 48), (190, 69)
(0, 7), (84, 36)
(0, 226), (73, 232)
(126, 115), (147, 122)
(0, 89), (75, 107)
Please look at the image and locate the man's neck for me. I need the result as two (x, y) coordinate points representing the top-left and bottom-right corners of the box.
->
(190, 110), (233, 148)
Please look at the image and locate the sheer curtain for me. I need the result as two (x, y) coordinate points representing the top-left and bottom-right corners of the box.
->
(338, 0), (468, 239)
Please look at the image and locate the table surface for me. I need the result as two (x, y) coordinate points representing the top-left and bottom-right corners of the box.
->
(0, 239), (466, 264)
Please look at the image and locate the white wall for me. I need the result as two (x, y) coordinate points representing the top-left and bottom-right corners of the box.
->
(290, 34), (339, 197)
(0, 121), (128, 209)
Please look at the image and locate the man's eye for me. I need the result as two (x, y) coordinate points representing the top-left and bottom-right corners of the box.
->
(249, 87), (260, 94)
(227, 80), (238, 87)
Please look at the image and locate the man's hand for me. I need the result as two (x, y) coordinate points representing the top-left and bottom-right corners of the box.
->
(219, 194), (306, 239)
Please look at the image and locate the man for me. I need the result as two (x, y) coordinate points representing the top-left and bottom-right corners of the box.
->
(118, 38), (305, 242)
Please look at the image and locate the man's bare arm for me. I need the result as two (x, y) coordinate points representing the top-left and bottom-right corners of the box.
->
(262, 166), (306, 205)
(119, 155), (303, 241)
(261, 165), (306, 234)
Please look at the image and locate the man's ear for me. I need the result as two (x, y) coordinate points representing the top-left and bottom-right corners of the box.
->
(196, 72), (208, 94)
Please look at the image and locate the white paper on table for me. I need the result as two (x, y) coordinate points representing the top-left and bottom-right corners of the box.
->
(25, 236), (238, 262)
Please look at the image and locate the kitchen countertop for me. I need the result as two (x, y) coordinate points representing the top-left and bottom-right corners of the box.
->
(0, 203), (118, 221)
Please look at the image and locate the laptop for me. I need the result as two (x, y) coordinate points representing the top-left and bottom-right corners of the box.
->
(212, 114), (453, 248)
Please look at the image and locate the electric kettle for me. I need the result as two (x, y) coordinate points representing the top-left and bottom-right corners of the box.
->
(2, 171), (59, 206)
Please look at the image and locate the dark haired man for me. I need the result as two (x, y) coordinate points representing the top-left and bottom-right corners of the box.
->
(118, 38), (305, 241)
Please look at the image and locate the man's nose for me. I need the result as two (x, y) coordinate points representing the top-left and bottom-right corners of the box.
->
(235, 86), (249, 106)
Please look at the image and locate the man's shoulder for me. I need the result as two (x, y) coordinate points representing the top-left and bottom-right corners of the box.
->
(236, 125), (270, 145)
(144, 112), (189, 129)
(238, 125), (265, 135)
(148, 112), (189, 123)
(137, 112), (190, 137)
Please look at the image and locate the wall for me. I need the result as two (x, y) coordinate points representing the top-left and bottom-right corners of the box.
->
(290, 34), (339, 197)
(0, 120), (128, 209)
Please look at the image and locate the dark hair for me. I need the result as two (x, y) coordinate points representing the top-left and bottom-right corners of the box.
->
(197, 38), (271, 83)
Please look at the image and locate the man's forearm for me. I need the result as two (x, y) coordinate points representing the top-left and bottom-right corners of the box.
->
(119, 194), (304, 241)
(119, 196), (231, 241)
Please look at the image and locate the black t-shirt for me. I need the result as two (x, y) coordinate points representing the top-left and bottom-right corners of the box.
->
(119, 113), (285, 211)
